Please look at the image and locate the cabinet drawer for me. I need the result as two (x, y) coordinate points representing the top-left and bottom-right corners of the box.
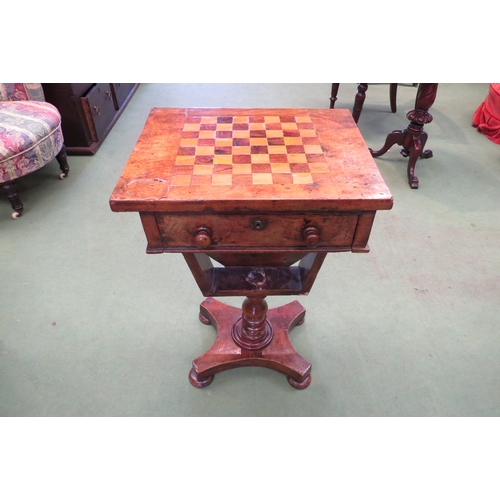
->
(154, 213), (358, 251)
(82, 83), (116, 140)
(111, 83), (136, 109)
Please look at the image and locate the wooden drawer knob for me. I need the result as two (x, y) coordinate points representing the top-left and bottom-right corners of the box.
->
(194, 227), (212, 248)
(302, 225), (320, 248)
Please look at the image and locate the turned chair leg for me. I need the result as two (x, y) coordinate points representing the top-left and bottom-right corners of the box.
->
(56, 145), (70, 179)
(389, 83), (398, 113)
(1, 181), (24, 219)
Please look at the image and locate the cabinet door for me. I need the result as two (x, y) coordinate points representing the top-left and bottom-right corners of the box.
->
(111, 83), (136, 109)
(83, 83), (116, 140)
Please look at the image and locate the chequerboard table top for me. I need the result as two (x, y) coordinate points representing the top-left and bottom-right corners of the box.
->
(110, 108), (393, 213)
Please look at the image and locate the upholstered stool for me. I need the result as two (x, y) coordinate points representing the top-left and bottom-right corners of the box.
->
(0, 84), (69, 219)
(472, 83), (500, 145)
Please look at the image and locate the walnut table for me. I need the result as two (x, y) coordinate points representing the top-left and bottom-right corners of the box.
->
(110, 107), (393, 389)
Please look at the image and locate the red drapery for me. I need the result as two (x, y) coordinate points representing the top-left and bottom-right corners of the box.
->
(472, 83), (500, 145)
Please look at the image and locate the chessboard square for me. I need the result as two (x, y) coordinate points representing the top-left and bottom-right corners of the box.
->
(213, 154), (232, 165)
(196, 146), (215, 156)
(281, 122), (298, 130)
(292, 172), (314, 184)
(271, 163), (291, 174)
(233, 116), (249, 123)
(251, 145), (269, 154)
(279, 115), (296, 123)
(172, 165), (194, 175)
(283, 130), (300, 137)
(233, 154), (252, 164)
(295, 115), (312, 123)
(252, 173), (273, 184)
(195, 155), (214, 165)
(176, 156), (195, 165)
(193, 165), (213, 175)
(289, 163), (310, 173)
(212, 174), (232, 185)
(249, 138), (268, 146)
(183, 123), (201, 131)
(232, 146), (251, 155)
(232, 164), (252, 175)
(191, 174), (212, 185)
(272, 173), (293, 184)
(201, 116), (217, 124)
(200, 124), (217, 131)
(264, 116), (281, 123)
(213, 164), (232, 174)
(284, 137), (303, 145)
(215, 139), (233, 147)
(182, 131), (199, 139)
(251, 154), (270, 164)
(286, 145), (305, 154)
(180, 138), (198, 147)
(215, 146), (233, 154)
(233, 138), (250, 146)
(250, 130), (266, 138)
(267, 137), (285, 146)
(249, 122), (265, 130)
(232, 174), (253, 184)
(266, 130), (284, 138)
(265, 123), (282, 130)
(251, 163), (271, 173)
(217, 123), (233, 131)
(309, 162), (330, 173)
(217, 116), (233, 124)
(199, 138), (215, 147)
(233, 123), (249, 130)
(178, 146), (196, 156)
(269, 153), (288, 163)
(170, 174), (192, 186)
(216, 130), (233, 138)
(199, 131), (216, 138)
(306, 153), (326, 163)
(299, 129), (317, 137)
(297, 122), (315, 130)
(304, 144), (323, 154)
(288, 153), (307, 163)
(233, 131), (250, 138)
(268, 146), (287, 155)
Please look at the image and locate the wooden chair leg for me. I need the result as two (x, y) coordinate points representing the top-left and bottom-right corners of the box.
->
(56, 144), (70, 179)
(389, 83), (398, 113)
(330, 83), (340, 109)
(1, 180), (24, 218)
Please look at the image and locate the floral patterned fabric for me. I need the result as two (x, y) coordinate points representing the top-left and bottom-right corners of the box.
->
(0, 100), (64, 182)
(0, 83), (45, 102)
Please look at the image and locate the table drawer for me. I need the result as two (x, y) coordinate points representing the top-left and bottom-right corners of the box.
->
(154, 213), (358, 251)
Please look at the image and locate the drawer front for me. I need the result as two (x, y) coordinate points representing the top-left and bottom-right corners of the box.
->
(111, 83), (136, 109)
(154, 213), (358, 251)
(83, 83), (116, 139)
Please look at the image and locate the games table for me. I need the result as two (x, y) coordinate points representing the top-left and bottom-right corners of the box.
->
(110, 107), (393, 389)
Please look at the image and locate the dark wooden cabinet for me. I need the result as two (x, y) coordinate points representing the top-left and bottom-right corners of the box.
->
(41, 83), (139, 155)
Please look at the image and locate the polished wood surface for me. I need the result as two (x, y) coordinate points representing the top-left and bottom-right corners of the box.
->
(370, 83), (438, 189)
(110, 107), (393, 389)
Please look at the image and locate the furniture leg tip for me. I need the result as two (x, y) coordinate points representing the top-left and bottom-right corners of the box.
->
(189, 368), (214, 388)
(287, 374), (311, 390)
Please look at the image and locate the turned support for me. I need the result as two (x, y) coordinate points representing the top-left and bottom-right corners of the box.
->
(370, 83), (438, 189)
(232, 295), (273, 351)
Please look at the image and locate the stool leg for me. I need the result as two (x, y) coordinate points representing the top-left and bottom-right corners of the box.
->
(389, 83), (398, 113)
(56, 145), (70, 179)
(352, 83), (368, 123)
(329, 83), (340, 109)
(1, 181), (24, 219)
